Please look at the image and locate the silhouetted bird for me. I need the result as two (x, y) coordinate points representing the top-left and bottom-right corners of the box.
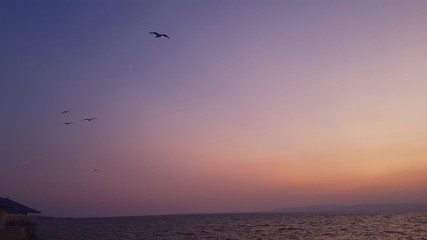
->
(63, 122), (73, 125)
(150, 32), (169, 39)
(62, 111), (69, 114)
(82, 118), (97, 122)
(94, 169), (99, 172)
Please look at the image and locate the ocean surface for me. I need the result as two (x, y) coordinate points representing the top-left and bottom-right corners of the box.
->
(36, 212), (427, 240)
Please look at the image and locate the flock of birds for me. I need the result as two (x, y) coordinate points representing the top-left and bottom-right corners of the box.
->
(61, 110), (97, 126)
(59, 32), (170, 173)
(61, 110), (98, 173)
(61, 31), (169, 127)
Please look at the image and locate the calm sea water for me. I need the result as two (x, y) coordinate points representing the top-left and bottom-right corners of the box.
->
(36, 212), (427, 240)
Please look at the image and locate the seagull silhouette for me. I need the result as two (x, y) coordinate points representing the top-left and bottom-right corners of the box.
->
(63, 122), (73, 125)
(82, 118), (97, 122)
(150, 32), (170, 39)
(62, 111), (69, 114)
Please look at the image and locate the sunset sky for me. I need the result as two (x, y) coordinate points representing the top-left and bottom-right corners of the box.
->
(2, 0), (427, 217)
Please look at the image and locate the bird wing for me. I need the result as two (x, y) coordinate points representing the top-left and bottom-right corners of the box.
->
(163, 34), (170, 39)
(150, 32), (159, 35)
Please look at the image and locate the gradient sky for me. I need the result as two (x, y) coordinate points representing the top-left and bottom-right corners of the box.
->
(2, 0), (427, 217)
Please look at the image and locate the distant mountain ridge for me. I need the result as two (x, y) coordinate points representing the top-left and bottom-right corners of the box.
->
(275, 203), (427, 213)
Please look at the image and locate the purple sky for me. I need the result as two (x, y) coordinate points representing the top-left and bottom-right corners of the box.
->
(2, 0), (427, 217)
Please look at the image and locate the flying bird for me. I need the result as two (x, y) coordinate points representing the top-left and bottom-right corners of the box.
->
(93, 169), (99, 172)
(62, 111), (69, 114)
(63, 122), (73, 125)
(82, 118), (97, 122)
(150, 32), (170, 39)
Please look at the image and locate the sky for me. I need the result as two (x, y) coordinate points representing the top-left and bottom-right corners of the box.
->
(1, 0), (427, 217)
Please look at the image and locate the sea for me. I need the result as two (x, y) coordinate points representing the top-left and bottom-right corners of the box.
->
(36, 212), (427, 240)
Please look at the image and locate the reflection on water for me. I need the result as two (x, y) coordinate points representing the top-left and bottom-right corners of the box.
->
(37, 212), (427, 240)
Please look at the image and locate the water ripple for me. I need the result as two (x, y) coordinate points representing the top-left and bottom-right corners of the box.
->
(37, 212), (427, 240)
